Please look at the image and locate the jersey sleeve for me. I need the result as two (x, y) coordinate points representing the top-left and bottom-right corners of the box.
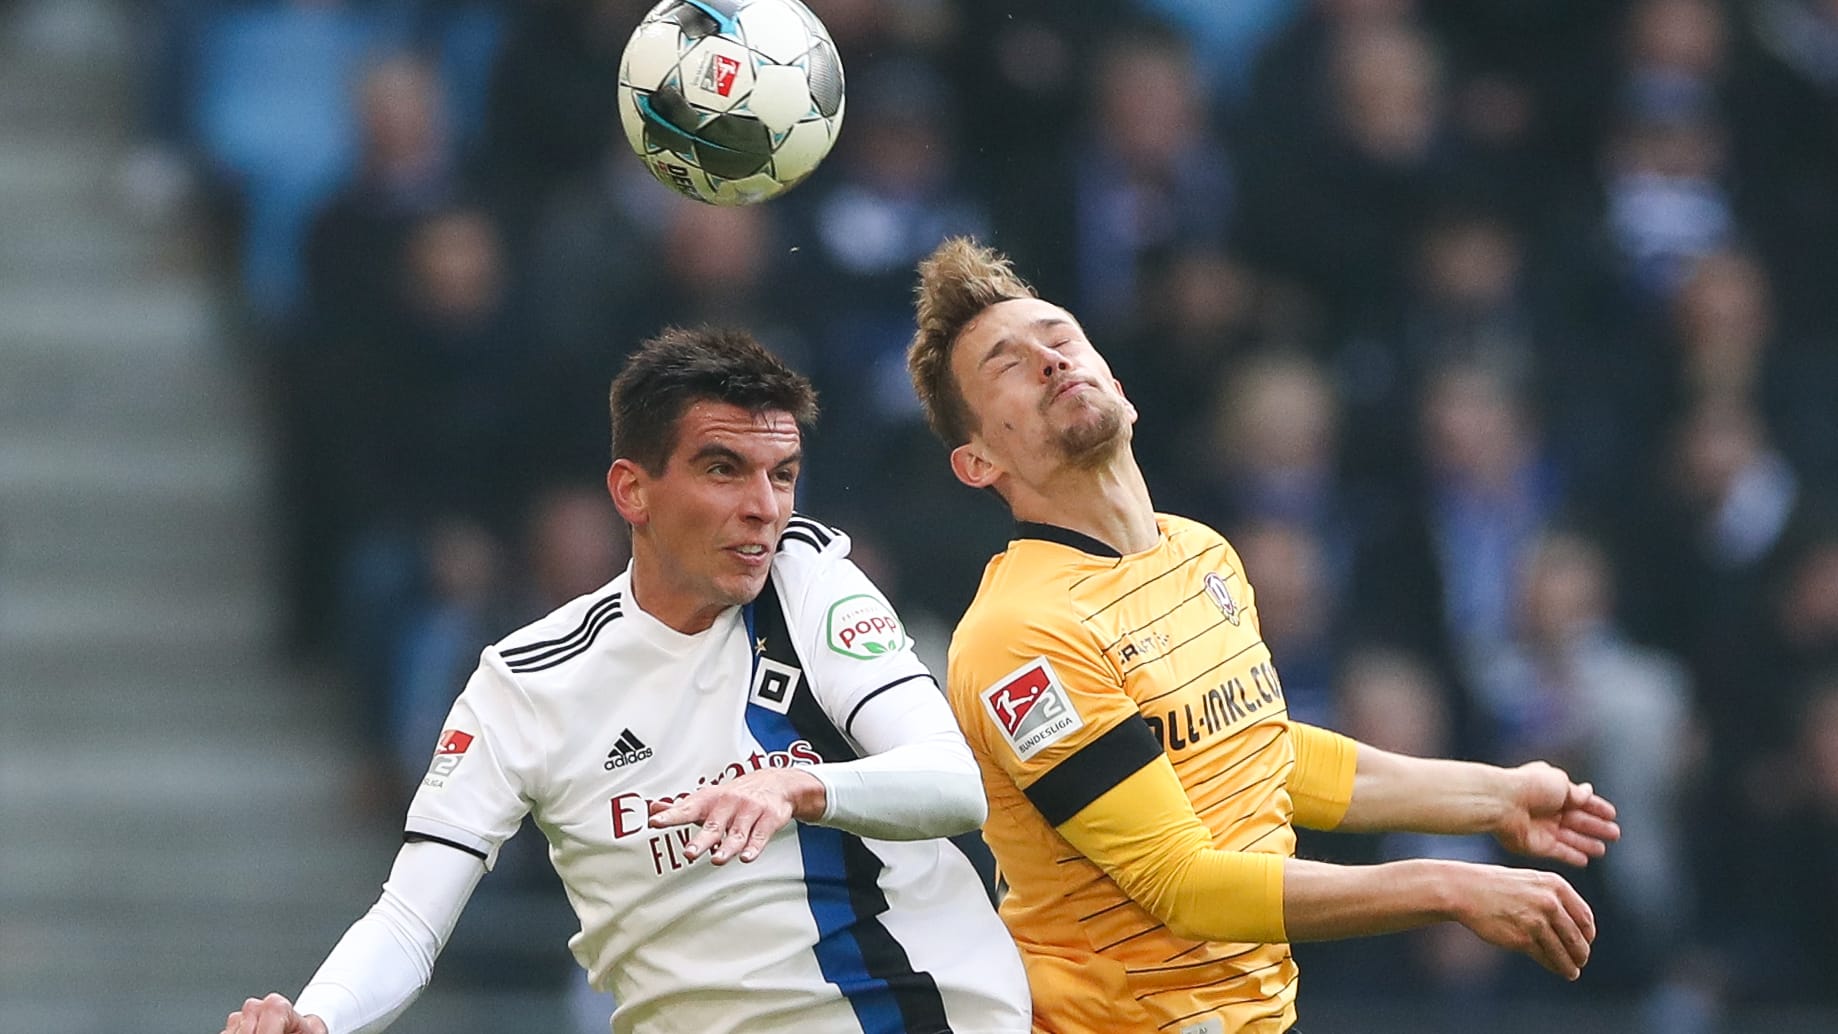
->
(402, 649), (539, 869)
(776, 521), (936, 748)
(952, 592), (1290, 944)
(1285, 721), (1357, 830)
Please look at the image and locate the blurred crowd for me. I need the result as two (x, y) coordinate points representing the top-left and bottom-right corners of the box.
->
(132, 0), (1838, 1023)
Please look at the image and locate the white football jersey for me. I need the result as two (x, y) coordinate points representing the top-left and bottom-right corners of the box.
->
(405, 516), (1030, 1034)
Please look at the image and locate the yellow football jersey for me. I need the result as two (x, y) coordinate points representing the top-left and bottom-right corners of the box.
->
(947, 515), (1307, 1034)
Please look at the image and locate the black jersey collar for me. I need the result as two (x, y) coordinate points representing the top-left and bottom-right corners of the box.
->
(1014, 521), (1124, 558)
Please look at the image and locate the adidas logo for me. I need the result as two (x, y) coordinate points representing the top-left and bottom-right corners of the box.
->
(604, 729), (654, 770)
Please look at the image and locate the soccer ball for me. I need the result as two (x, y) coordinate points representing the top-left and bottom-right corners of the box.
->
(618, 0), (845, 205)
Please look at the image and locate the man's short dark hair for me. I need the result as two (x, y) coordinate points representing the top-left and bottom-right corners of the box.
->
(610, 327), (819, 474)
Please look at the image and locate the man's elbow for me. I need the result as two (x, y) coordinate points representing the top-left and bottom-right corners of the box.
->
(1118, 852), (1288, 945)
(942, 771), (989, 835)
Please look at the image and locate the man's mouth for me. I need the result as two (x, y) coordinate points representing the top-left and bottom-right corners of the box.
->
(731, 543), (769, 557)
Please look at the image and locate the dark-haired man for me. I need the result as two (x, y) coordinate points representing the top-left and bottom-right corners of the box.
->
(906, 239), (1621, 1033)
(223, 328), (1030, 1034)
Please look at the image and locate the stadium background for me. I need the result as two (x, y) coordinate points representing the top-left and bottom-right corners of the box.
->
(1, 0), (1835, 1031)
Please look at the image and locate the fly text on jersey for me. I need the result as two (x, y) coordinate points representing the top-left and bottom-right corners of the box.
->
(610, 739), (825, 876)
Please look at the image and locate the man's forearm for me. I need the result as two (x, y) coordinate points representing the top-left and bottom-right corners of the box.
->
(1336, 744), (1512, 836)
(1280, 856), (1458, 940)
(809, 681), (987, 840)
(296, 840), (484, 1033)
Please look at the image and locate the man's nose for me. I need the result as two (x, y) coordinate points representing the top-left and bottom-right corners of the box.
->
(1033, 345), (1070, 379)
(738, 470), (779, 522)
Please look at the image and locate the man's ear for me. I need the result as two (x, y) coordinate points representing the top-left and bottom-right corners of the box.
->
(950, 440), (1002, 491)
(1115, 377), (1139, 425)
(607, 459), (648, 528)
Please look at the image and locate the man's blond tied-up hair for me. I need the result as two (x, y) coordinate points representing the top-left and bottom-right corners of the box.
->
(907, 237), (1037, 449)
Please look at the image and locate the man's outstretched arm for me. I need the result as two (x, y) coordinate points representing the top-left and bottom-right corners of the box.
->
(1289, 723), (1622, 867)
(1052, 730), (1600, 980)
(220, 839), (485, 1034)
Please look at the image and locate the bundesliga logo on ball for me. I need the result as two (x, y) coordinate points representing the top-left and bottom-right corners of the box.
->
(618, 0), (845, 205)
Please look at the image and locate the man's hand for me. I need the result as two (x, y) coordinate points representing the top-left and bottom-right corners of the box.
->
(1492, 761), (1621, 867)
(647, 768), (826, 865)
(221, 994), (326, 1034)
(1448, 863), (1597, 980)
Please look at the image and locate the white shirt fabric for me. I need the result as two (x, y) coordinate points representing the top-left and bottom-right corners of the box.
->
(300, 517), (1030, 1034)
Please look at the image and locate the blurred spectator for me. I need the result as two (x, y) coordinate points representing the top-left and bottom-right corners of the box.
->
(1069, 26), (1235, 335)
(1419, 0), (1624, 213)
(1599, 0), (1744, 313)
(1238, 10), (1463, 328)
(791, 57), (990, 436)
(1472, 530), (1697, 970)
(1106, 248), (1271, 437)
(523, 153), (659, 366)
(1598, 98), (1735, 314)
(1671, 249), (1776, 407)
(946, 0), (1138, 300)
(1180, 353), (1355, 569)
(1626, 396), (1803, 663)
(1136, 0), (1302, 106)
(303, 51), (461, 337)
(525, 199), (808, 495)
(389, 515), (509, 788)
(1242, 0), (1423, 156)
(1741, 0), (1838, 324)
(1339, 205), (1551, 484)
(389, 485), (628, 791)
(1422, 360), (1562, 661)
(1233, 518), (1342, 727)
(1751, 675), (1838, 1000)
(188, 0), (390, 319)
(476, 0), (647, 229)
(381, 205), (527, 521)
(1618, 399), (1813, 961)
(1722, 523), (1838, 799)
(281, 205), (525, 729)
(1670, 250), (1838, 484)
(520, 483), (630, 611)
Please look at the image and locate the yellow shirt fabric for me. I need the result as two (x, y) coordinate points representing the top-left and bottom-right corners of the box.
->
(947, 515), (1351, 1034)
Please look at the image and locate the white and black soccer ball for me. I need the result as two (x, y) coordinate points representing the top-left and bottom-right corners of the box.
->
(618, 0), (845, 205)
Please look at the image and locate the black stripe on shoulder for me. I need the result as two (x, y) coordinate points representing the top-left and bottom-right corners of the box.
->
(404, 831), (489, 862)
(1024, 716), (1165, 827)
(501, 591), (622, 659)
(506, 605), (624, 673)
(777, 529), (826, 553)
(786, 513), (834, 545)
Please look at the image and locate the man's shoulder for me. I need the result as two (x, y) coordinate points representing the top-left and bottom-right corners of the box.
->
(1158, 511), (1231, 552)
(772, 511), (849, 564)
(491, 578), (630, 679)
(768, 512), (858, 595)
(964, 541), (1084, 620)
(950, 551), (1088, 672)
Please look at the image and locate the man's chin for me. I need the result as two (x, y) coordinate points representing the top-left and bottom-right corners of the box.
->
(718, 571), (773, 607)
(1058, 412), (1128, 468)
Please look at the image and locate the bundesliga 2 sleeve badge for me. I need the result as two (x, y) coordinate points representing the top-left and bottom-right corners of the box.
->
(981, 658), (1084, 761)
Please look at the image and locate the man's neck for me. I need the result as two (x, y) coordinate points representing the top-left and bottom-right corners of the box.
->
(1007, 449), (1160, 555)
(628, 556), (725, 635)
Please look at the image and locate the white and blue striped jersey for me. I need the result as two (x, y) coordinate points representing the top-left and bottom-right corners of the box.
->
(404, 516), (1031, 1034)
